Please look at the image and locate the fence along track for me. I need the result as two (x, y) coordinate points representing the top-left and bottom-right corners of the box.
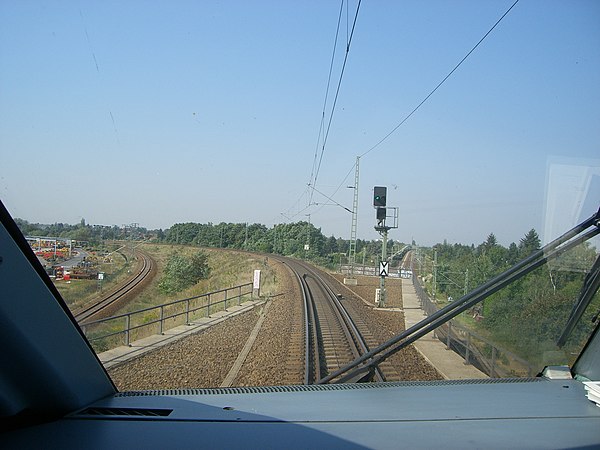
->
(82, 282), (254, 349)
(409, 252), (536, 377)
(74, 250), (154, 323)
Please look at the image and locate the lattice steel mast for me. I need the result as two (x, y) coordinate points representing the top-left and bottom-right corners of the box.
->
(348, 156), (360, 276)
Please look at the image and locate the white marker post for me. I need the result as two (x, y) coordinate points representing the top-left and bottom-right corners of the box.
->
(253, 269), (261, 298)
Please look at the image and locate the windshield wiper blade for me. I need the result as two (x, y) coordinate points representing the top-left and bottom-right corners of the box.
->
(557, 253), (600, 348)
(319, 207), (600, 384)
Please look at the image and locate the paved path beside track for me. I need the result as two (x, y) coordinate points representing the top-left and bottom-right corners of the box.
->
(97, 299), (267, 369)
(401, 278), (487, 379)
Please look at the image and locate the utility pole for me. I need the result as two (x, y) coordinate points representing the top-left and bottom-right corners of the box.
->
(379, 228), (389, 306)
(305, 214), (311, 259)
(122, 223), (138, 260)
(432, 249), (438, 300)
(345, 156), (360, 286)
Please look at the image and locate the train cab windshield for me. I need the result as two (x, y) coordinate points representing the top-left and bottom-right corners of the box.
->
(1, 1), (599, 448)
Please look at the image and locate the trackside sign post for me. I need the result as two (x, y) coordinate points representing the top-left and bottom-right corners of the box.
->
(253, 269), (261, 298)
(379, 262), (389, 277)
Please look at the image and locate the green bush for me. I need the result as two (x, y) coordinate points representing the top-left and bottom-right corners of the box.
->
(158, 251), (211, 294)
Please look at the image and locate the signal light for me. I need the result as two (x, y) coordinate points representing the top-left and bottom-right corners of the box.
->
(377, 207), (386, 221)
(374, 186), (387, 207)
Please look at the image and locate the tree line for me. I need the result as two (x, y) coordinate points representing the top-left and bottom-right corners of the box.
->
(423, 229), (598, 366)
(15, 218), (394, 268)
(14, 218), (150, 243)
(164, 221), (394, 267)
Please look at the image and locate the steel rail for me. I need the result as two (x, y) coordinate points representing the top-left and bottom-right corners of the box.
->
(285, 257), (384, 383)
(290, 267), (320, 385)
(322, 278), (385, 382)
(74, 250), (153, 323)
(305, 279), (322, 383)
(301, 263), (384, 383)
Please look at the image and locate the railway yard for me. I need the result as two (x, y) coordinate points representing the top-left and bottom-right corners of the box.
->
(107, 255), (442, 390)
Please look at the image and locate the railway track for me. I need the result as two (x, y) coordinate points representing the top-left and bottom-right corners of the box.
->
(108, 253), (439, 389)
(401, 250), (414, 271)
(74, 249), (154, 324)
(284, 258), (386, 384)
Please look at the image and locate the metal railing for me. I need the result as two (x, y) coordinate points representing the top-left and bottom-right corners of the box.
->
(81, 282), (254, 351)
(340, 264), (402, 278)
(412, 275), (536, 377)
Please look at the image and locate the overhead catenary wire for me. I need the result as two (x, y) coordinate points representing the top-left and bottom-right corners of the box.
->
(360, 0), (520, 158)
(290, 0), (520, 229)
(313, 0), (362, 189)
(310, 0), (520, 223)
(310, 184), (353, 214)
(281, 186), (313, 222)
(308, 0), (346, 204)
(308, 161), (357, 217)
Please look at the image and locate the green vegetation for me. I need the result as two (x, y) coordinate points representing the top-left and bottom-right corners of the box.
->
(421, 229), (599, 368)
(14, 218), (148, 244)
(15, 218), (395, 269)
(107, 244), (262, 317)
(83, 244), (280, 352)
(158, 251), (211, 294)
(164, 221), (396, 269)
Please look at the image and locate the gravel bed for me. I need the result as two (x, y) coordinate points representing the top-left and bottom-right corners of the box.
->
(108, 310), (259, 390)
(108, 257), (301, 390)
(330, 273), (442, 381)
(233, 259), (302, 386)
(108, 261), (440, 391)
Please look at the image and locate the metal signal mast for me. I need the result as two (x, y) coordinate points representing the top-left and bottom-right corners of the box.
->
(374, 186), (398, 307)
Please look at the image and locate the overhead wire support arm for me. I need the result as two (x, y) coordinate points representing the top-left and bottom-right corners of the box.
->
(309, 184), (353, 214)
(318, 208), (600, 384)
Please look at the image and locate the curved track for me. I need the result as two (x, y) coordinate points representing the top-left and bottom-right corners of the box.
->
(74, 249), (154, 324)
(401, 250), (414, 271)
(283, 258), (385, 384)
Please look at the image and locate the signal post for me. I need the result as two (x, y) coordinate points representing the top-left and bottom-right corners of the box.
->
(373, 186), (398, 307)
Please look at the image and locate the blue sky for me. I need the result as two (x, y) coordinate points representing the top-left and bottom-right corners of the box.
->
(1, 1), (599, 246)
